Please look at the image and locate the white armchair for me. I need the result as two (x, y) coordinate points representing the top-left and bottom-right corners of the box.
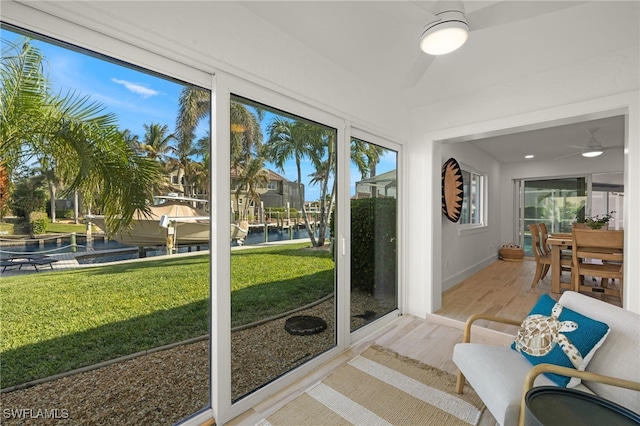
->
(453, 291), (640, 426)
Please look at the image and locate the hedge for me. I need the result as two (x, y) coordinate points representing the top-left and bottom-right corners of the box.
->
(28, 211), (49, 235)
(350, 197), (397, 295)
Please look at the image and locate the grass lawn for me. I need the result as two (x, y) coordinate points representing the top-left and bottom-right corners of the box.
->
(0, 220), (87, 235)
(0, 242), (333, 388)
(0, 221), (18, 235)
(47, 222), (89, 233)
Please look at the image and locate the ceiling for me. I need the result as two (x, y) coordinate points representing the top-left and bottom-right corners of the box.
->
(239, 1), (638, 109)
(461, 115), (626, 163)
(238, 1), (636, 162)
(18, 1), (635, 162)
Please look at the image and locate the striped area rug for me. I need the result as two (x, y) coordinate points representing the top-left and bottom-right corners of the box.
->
(257, 345), (484, 426)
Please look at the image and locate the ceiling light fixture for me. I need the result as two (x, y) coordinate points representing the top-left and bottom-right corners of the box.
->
(525, 155), (534, 159)
(420, 3), (469, 55)
(582, 149), (603, 158)
(581, 128), (604, 157)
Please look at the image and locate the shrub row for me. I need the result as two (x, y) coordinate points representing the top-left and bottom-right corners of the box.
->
(28, 211), (49, 235)
(350, 197), (397, 295)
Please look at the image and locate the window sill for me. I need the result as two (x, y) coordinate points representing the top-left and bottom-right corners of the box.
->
(458, 225), (487, 237)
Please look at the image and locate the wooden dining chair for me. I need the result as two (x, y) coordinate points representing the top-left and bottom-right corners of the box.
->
(571, 228), (624, 301)
(538, 222), (552, 255)
(528, 224), (572, 288)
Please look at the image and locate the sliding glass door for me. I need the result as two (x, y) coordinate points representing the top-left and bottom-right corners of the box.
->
(350, 137), (398, 332)
(518, 177), (586, 255)
(229, 95), (337, 402)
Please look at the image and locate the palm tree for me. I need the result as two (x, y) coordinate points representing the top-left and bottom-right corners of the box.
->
(121, 129), (141, 155)
(140, 123), (175, 162)
(266, 118), (332, 246)
(177, 86), (210, 147)
(193, 132), (211, 200)
(228, 101), (265, 219)
(307, 131), (336, 247)
(232, 156), (269, 220)
(230, 101), (263, 167)
(167, 135), (199, 197)
(351, 138), (385, 179)
(0, 164), (10, 220)
(36, 155), (64, 223)
(1, 38), (160, 233)
(351, 138), (385, 198)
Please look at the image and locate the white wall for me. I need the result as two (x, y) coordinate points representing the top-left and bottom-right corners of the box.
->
(409, 90), (639, 316)
(438, 138), (624, 293)
(440, 142), (502, 291)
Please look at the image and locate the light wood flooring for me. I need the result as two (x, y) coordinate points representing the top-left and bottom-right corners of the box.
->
(227, 258), (622, 426)
(437, 257), (622, 334)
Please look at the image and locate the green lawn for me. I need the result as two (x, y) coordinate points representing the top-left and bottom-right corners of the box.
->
(0, 221), (18, 235)
(0, 242), (334, 388)
(0, 220), (87, 235)
(47, 222), (89, 233)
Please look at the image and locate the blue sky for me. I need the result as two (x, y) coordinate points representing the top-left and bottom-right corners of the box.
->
(3, 28), (396, 202)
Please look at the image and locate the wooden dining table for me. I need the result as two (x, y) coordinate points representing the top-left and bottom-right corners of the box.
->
(546, 233), (573, 293)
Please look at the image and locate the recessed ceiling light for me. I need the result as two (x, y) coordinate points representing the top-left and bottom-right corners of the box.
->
(525, 155), (534, 159)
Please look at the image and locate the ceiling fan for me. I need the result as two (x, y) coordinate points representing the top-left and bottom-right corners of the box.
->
(554, 128), (624, 160)
(402, 0), (587, 88)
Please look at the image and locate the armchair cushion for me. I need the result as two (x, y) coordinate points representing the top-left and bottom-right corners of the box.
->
(452, 343), (594, 426)
(511, 294), (610, 387)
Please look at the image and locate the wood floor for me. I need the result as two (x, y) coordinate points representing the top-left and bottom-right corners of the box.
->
(437, 257), (622, 334)
(227, 258), (622, 425)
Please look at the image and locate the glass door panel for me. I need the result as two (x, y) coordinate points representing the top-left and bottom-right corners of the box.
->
(350, 138), (398, 332)
(229, 95), (336, 402)
(520, 177), (586, 255)
(592, 172), (624, 229)
(0, 27), (211, 424)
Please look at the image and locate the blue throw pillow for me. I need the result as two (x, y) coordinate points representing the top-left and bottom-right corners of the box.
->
(511, 293), (610, 387)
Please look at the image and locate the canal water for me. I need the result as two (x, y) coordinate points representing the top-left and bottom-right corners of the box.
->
(1, 227), (317, 265)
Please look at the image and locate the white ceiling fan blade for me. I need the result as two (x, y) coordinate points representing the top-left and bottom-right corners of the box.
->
(467, 1), (588, 32)
(555, 146), (622, 160)
(554, 152), (581, 161)
(401, 53), (435, 88)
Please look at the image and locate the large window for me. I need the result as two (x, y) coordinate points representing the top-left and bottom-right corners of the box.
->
(1, 26), (211, 425)
(460, 168), (484, 225)
(229, 95), (337, 402)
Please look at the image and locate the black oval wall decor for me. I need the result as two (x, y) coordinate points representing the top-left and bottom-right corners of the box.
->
(442, 158), (464, 222)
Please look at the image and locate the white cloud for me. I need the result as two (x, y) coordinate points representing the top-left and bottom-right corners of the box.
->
(111, 78), (159, 98)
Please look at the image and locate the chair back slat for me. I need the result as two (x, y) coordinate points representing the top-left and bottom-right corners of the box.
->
(538, 222), (552, 255)
(572, 228), (624, 299)
(572, 229), (624, 250)
(528, 224), (542, 260)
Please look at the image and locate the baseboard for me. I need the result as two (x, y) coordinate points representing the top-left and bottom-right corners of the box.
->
(441, 254), (498, 291)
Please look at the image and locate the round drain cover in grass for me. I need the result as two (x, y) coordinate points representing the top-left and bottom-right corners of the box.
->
(284, 315), (327, 336)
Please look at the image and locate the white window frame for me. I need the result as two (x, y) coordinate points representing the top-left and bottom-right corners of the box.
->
(458, 163), (487, 235)
(214, 74), (347, 424)
(347, 128), (404, 345)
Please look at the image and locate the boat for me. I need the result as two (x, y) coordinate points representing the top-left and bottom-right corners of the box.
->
(230, 221), (249, 245)
(91, 195), (210, 247)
